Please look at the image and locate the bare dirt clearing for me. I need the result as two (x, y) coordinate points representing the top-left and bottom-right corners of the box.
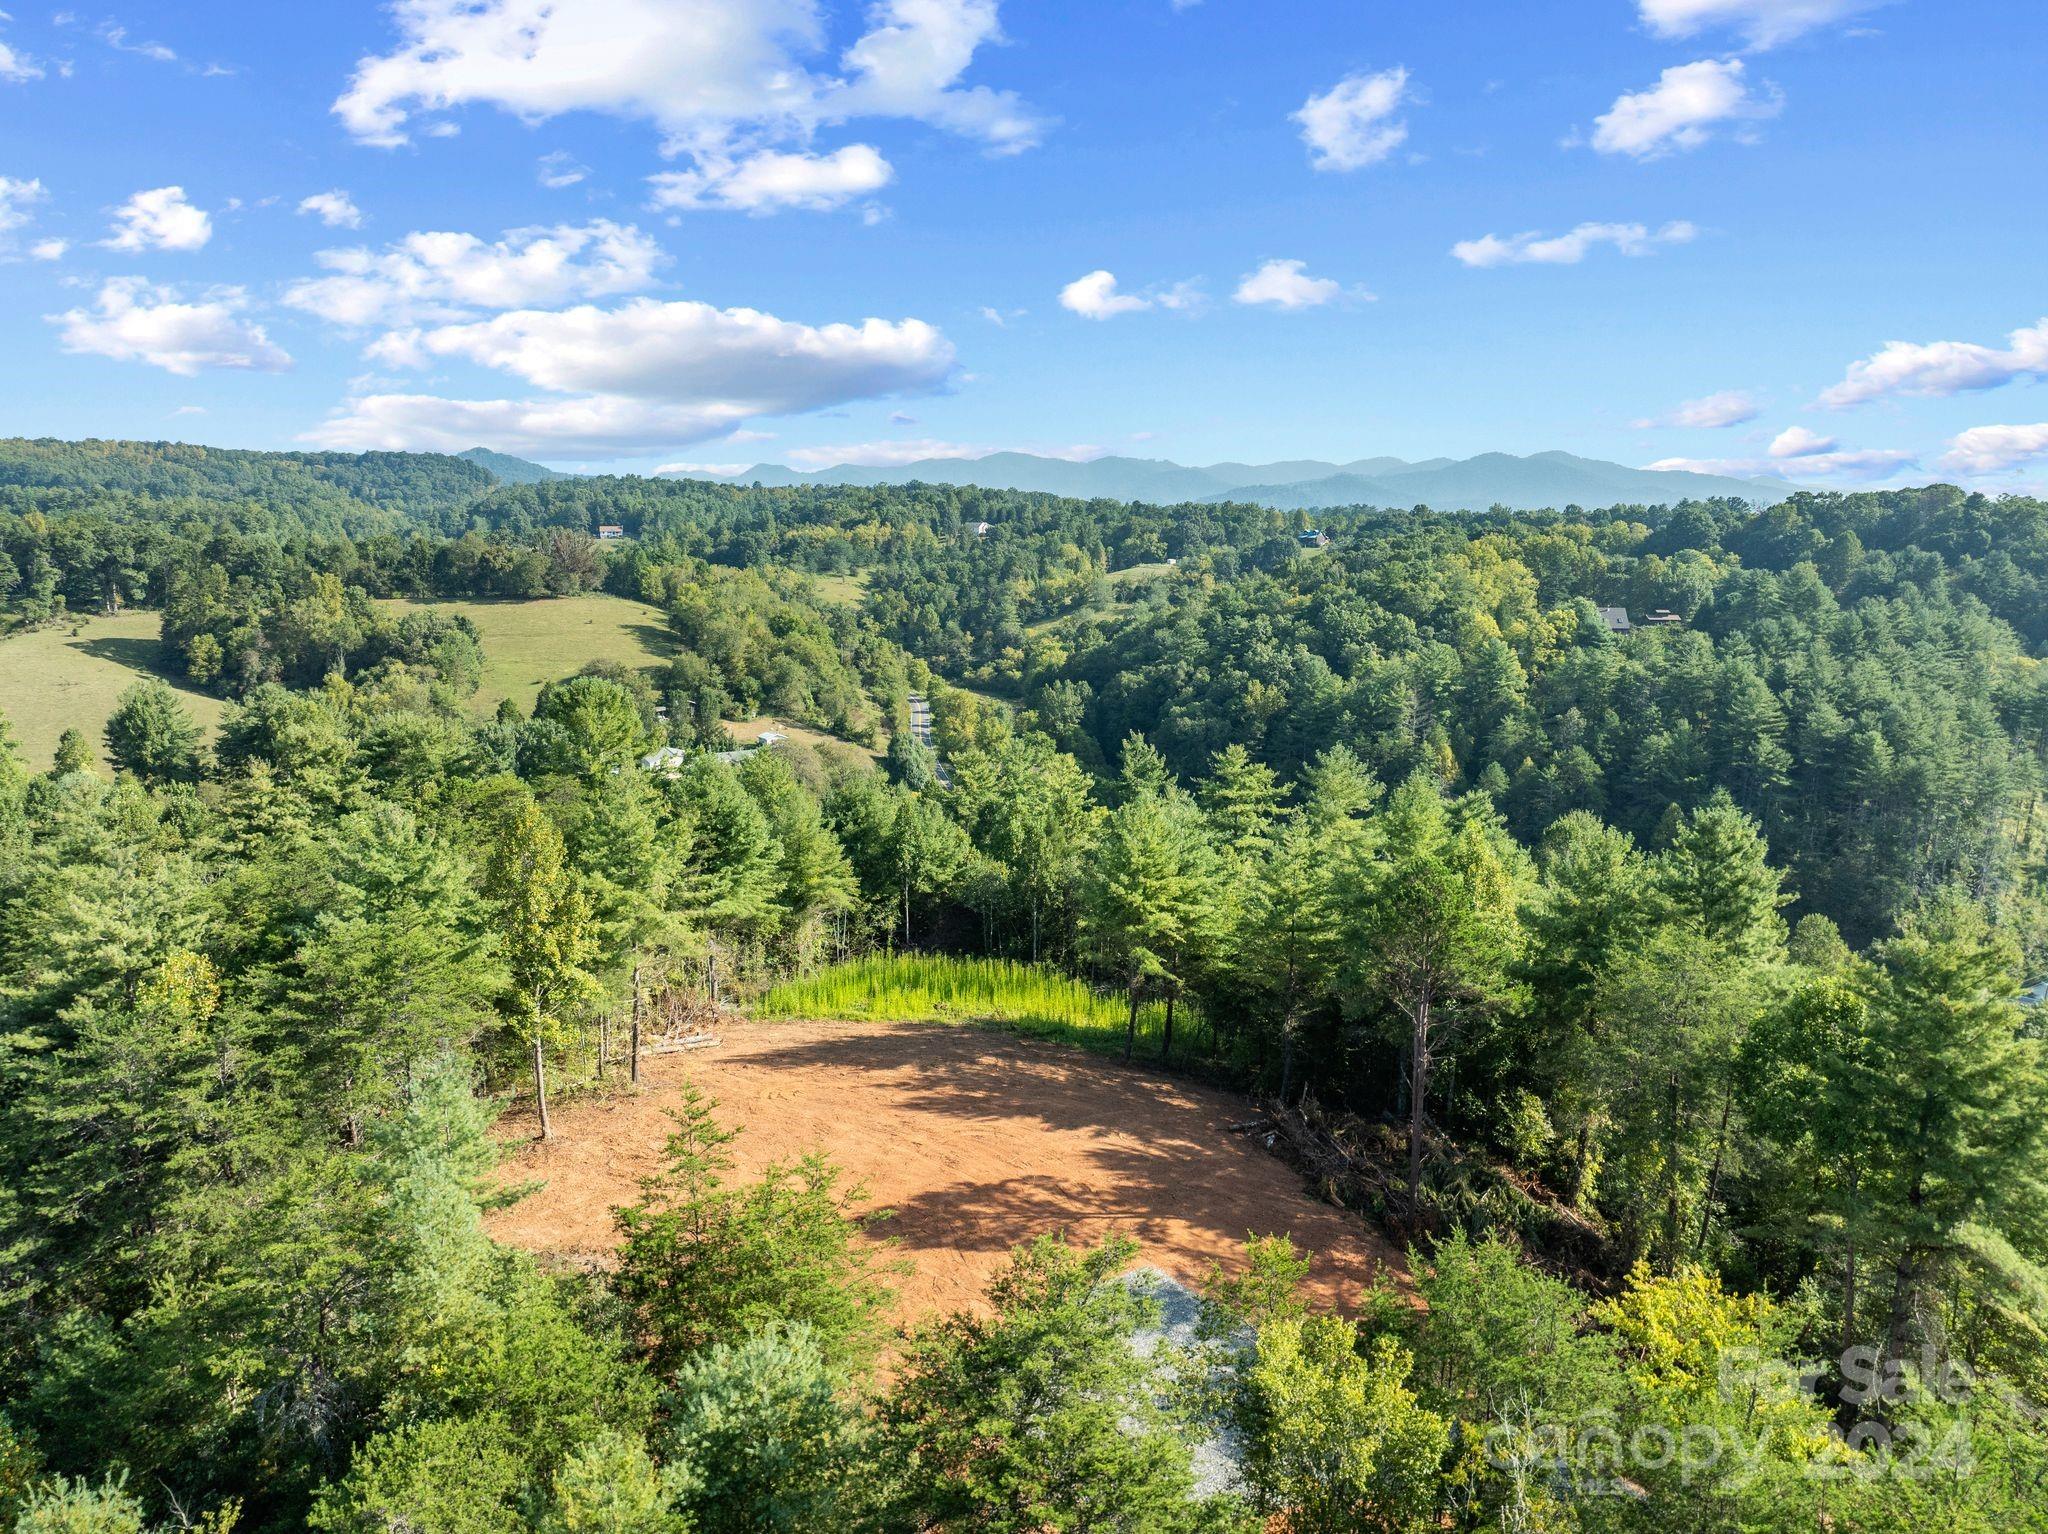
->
(487, 1018), (1404, 1325)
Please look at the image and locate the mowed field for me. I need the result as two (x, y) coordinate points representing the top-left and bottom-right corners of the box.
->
(381, 594), (676, 716)
(487, 1019), (1404, 1325)
(0, 611), (227, 768)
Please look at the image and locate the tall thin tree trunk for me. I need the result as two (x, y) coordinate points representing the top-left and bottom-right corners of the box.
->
(1662, 1069), (1683, 1273)
(629, 962), (643, 1087)
(532, 1033), (552, 1140)
(1278, 999), (1298, 1106)
(1695, 1084), (1735, 1257)
(1407, 998), (1430, 1199)
(1161, 989), (1176, 1063)
(1124, 980), (1140, 1063)
(1840, 1164), (1861, 1358)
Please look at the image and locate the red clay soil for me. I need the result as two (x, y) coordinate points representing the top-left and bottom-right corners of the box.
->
(486, 1018), (1405, 1327)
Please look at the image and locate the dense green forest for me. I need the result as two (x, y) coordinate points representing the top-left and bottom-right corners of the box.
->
(2, 438), (2046, 1530)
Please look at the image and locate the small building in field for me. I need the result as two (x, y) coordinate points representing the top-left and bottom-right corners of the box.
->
(596, 524), (627, 540)
(1597, 606), (1632, 634)
(1298, 528), (1330, 549)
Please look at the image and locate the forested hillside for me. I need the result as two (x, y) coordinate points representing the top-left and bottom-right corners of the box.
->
(2, 443), (2046, 1530)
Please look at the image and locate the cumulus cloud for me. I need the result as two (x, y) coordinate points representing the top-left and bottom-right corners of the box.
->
(1452, 220), (1696, 267)
(1633, 389), (1760, 429)
(1817, 319), (2048, 408)
(282, 220), (664, 327)
(297, 190), (364, 228)
(1638, 0), (1882, 49)
(648, 144), (892, 213)
(309, 293), (956, 456)
(50, 276), (291, 376)
(1939, 423), (2048, 477)
(370, 298), (953, 401)
(1648, 425), (1914, 481)
(1589, 59), (1780, 158)
(1233, 258), (1359, 310)
(333, 0), (1041, 209)
(1058, 269), (1199, 320)
(1294, 66), (1413, 171)
(29, 238), (68, 260)
(1767, 425), (1833, 458)
(304, 393), (758, 456)
(102, 185), (212, 252)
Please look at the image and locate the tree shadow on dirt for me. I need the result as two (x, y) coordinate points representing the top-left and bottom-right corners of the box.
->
(736, 1025), (1221, 1144)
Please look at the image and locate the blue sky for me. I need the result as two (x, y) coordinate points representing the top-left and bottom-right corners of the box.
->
(1, 0), (2044, 488)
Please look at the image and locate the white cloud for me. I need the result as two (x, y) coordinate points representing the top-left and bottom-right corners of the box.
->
(1767, 424), (1835, 458)
(102, 185), (212, 252)
(297, 190), (364, 229)
(50, 276), (291, 376)
(1057, 269), (1199, 321)
(1060, 269), (1148, 320)
(0, 35), (43, 82)
(0, 48), (41, 84)
(1293, 66), (1413, 171)
(648, 144), (892, 214)
(1817, 319), (2048, 408)
(1648, 426), (1914, 481)
(305, 393), (757, 456)
(97, 22), (176, 63)
(309, 292), (956, 456)
(170, 404), (207, 417)
(0, 174), (46, 232)
(1452, 220), (1696, 267)
(369, 297), (955, 405)
(333, 0), (1042, 213)
(1589, 59), (1780, 158)
(29, 237), (68, 260)
(788, 437), (989, 469)
(1638, 0), (1881, 49)
(1939, 423), (2048, 477)
(781, 438), (1104, 469)
(282, 220), (664, 327)
(1633, 389), (1760, 429)
(1233, 258), (1358, 310)
(655, 460), (755, 477)
(538, 150), (588, 188)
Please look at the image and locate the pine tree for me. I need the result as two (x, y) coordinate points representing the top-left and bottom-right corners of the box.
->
(476, 785), (599, 1139)
(103, 682), (202, 786)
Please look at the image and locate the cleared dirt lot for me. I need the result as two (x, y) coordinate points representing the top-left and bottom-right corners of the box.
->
(487, 1018), (1404, 1325)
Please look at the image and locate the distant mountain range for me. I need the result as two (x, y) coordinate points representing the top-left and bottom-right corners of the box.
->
(458, 446), (574, 484)
(663, 449), (1800, 511)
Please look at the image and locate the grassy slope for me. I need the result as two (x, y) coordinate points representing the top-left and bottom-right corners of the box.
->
(380, 594), (676, 715)
(0, 611), (228, 769)
(754, 954), (1197, 1057)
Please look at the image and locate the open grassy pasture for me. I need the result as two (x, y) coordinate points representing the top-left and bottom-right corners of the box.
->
(380, 594), (676, 715)
(0, 611), (227, 769)
(805, 570), (870, 607)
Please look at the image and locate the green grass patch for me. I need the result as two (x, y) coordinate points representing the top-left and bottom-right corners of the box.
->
(806, 571), (870, 608)
(753, 954), (1205, 1058)
(380, 594), (676, 716)
(0, 611), (227, 770)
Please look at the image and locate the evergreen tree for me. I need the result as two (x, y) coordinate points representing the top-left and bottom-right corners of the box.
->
(102, 682), (202, 786)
